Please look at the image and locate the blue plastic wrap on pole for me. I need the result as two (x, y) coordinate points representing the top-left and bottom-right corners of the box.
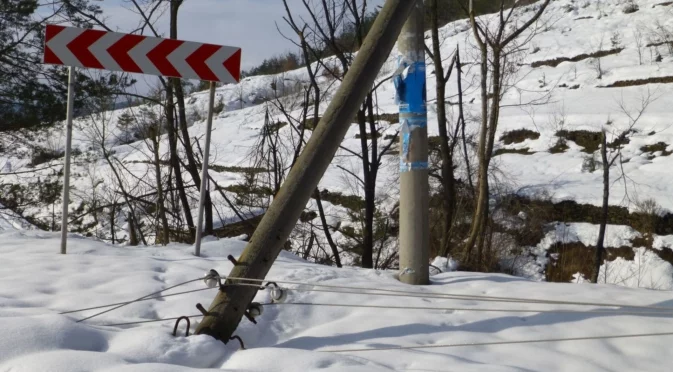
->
(395, 56), (428, 173)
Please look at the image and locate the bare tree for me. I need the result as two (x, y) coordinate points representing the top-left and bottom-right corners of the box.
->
(591, 90), (656, 283)
(463, 0), (552, 269)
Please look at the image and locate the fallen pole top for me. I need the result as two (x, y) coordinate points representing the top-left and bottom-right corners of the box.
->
(43, 25), (241, 83)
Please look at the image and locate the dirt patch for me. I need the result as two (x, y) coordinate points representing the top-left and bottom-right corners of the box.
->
(222, 184), (273, 197)
(500, 129), (540, 145)
(318, 189), (365, 211)
(210, 165), (267, 174)
(559, 83), (580, 89)
(300, 117), (321, 131)
(549, 140), (569, 154)
(546, 242), (635, 283)
(214, 214), (264, 240)
(377, 113), (399, 124)
(503, 196), (673, 236)
(556, 130), (601, 153)
(355, 132), (382, 139)
(601, 76), (673, 88)
(531, 48), (623, 68)
(493, 148), (534, 156)
(266, 121), (288, 133)
(640, 142), (672, 159)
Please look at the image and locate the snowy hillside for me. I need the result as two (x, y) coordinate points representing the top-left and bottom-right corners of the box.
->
(1, 2), (673, 281)
(3, 1), (673, 369)
(2, 231), (673, 371)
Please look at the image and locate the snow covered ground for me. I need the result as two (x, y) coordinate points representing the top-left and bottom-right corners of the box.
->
(3, 1), (673, 369)
(2, 231), (673, 371)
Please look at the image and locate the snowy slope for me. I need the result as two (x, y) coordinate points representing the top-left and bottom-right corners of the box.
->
(0, 1), (672, 284)
(2, 231), (673, 371)
(1, 0), (670, 221)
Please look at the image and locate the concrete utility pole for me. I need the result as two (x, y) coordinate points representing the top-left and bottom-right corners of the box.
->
(396, 2), (429, 285)
(195, 0), (421, 342)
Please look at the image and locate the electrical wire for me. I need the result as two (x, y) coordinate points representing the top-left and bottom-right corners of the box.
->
(321, 331), (673, 352)
(101, 314), (204, 327)
(59, 287), (214, 315)
(76, 278), (203, 323)
(265, 302), (673, 316)
(222, 275), (673, 311)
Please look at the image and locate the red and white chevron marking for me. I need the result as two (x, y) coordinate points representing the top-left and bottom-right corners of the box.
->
(44, 25), (241, 83)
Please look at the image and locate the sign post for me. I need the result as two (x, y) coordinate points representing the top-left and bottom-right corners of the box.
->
(194, 82), (216, 257)
(43, 25), (241, 254)
(60, 66), (76, 254)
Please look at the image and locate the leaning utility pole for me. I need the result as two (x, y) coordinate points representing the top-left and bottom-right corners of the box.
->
(195, 0), (421, 342)
(396, 2), (429, 285)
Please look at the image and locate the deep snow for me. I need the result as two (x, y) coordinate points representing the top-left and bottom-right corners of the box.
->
(2, 0), (673, 369)
(2, 231), (673, 371)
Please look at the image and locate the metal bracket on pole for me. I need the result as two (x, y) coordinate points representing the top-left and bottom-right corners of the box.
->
(60, 66), (76, 255)
(194, 82), (217, 256)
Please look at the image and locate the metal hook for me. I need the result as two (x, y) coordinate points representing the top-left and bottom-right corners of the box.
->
(243, 310), (258, 324)
(172, 316), (191, 337)
(227, 255), (238, 265)
(196, 303), (209, 316)
(229, 335), (245, 350)
(259, 281), (279, 290)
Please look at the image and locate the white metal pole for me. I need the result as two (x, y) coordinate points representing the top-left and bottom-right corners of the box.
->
(194, 82), (216, 256)
(60, 66), (76, 254)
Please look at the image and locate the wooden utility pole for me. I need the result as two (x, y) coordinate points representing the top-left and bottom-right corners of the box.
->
(397, 2), (429, 285)
(195, 0), (421, 342)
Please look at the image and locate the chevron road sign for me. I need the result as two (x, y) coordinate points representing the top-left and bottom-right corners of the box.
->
(44, 25), (241, 83)
(44, 25), (242, 255)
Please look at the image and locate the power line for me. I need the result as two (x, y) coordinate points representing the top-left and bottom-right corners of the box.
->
(321, 331), (673, 353)
(101, 314), (204, 327)
(76, 278), (203, 323)
(265, 302), (673, 316)
(221, 276), (672, 311)
(59, 287), (214, 315)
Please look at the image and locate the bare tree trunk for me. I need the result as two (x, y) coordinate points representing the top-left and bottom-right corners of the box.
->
(592, 132), (609, 283)
(110, 203), (115, 244)
(151, 133), (170, 245)
(461, 0), (551, 269)
(462, 13), (489, 266)
(314, 190), (342, 268)
(169, 0), (213, 236)
(430, 0), (457, 257)
(456, 48), (474, 195)
(103, 150), (146, 246)
(165, 82), (194, 242)
(357, 106), (374, 269)
(127, 211), (138, 246)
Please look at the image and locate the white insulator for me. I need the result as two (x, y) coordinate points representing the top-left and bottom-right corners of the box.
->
(248, 302), (263, 318)
(269, 286), (286, 303)
(203, 269), (220, 288)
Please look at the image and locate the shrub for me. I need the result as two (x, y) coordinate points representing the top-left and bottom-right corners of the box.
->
(622, 2), (639, 14)
(581, 154), (601, 173)
(500, 129), (540, 145)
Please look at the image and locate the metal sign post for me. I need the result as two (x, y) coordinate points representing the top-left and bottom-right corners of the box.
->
(194, 82), (216, 257)
(43, 25), (241, 254)
(60, 66), (76, 254)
